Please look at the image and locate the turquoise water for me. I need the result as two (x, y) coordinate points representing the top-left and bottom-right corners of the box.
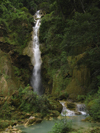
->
(17, 115), (100, 133)
(17, 120), (55, 133)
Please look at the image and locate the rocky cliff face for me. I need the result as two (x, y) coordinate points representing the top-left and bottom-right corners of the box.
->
(0, 50), (17, 96)
(65, 54), (90, 99)
(0, 27), (91, 100)
(0, 42), (33, 96)
(41, 49), (91, 100)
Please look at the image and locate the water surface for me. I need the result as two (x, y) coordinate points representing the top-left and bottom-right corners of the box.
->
(17, 115), (100, 133)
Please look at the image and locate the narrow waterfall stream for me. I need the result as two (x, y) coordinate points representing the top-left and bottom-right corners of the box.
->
(30, 10), (43, 95)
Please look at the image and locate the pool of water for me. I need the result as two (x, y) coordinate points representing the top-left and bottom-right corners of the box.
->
(17, 120), (55, 133)
(17, 115), (100, 133)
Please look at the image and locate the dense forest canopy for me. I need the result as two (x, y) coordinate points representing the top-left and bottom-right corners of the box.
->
(40, 0), (100, 92)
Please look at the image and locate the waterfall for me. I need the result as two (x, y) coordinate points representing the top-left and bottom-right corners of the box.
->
(30, 10), (43, 95)
(76, 104), (86, 115)
(60, 101), (75, 116)
(60, 101), (87, 116)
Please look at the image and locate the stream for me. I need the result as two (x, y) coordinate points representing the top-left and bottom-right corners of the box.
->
(17, 102), (100, 133)
(17, 115), (100, 133)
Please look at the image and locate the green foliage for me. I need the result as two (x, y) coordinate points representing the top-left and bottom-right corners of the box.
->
(1, 0), (100, 124)
(13, 66), (21, 76)
(49, 119), (72, 133)
(39, 0), (100, 99)
(0, 101), (12, 119)
(40, 12), (70, 95)
(13, 65), (30, 85)
(39, 2), (50, 13)
(17, 85), (50, 116)
(0, 0), (34, 54)
(77, 95), (86, 101)
(0, 85), (50, 121)
(0, 120), (16, 130)
(86, 88), (100, 121)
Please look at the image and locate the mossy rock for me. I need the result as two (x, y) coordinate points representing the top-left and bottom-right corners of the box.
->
(0, 50), (18, 96)
(75, 111), (82, 115)
(65, 102), (76, 110)
(48, 98), (62, 113)
(49, 110), (60, 117)
(25, 116), (36, 126)
(0, 120), (17, 130)
(32, 113), (42, 118)
(24, 117), (42, 126)
(35, 118), (42, 124)
(66, 79), (86, 100)
(82, 116), (93, 122)
(57, 91), (69, 100)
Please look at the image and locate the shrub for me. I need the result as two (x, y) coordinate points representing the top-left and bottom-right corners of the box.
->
(17, 86), (50, 116)
(49, 119), (72, 133)
(86, 88), (100, 121)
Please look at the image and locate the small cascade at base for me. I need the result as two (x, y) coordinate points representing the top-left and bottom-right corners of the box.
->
(60, 101), (75, 116)
(60, 101), (87, 116)
(76, 104), (87, 115)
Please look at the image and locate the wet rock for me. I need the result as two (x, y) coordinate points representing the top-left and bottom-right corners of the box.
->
(24, 113), (31, 118)
(43, 115), (53, 120)
(0, 50), (17, 96)
(49, 110), (60, 117)
(33, 113), (42, 118)
(48, 99), (62, 113)
(24, 116), (36, 126)
(5, 125), (22, 133)
(5, 127), (22, 133)
(8, 125), (12, 129)
(75, 112), (82, 115)
(24, 115), (43, 126)
(35, 118), (42, 123)
(65, 102), (76, 110)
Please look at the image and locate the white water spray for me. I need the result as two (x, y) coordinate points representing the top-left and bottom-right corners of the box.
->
(76, 104), (87, 115)
(60, 101), (75, 116)
(31, 10), (43, 95)
(60, 101), (87, 116)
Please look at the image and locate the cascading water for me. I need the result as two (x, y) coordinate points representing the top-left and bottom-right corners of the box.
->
(30, 10), (43, 95)
(76, 104), (87, 115)
(60, 101), (87, 116)
(60, 101), (75, 116)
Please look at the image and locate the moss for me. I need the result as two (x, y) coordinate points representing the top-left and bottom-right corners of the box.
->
(66, 102), (76, 110)
(66, 79), (86, 100)
(0, 50), (18, 96)
(52, 73), (71, 97)
(0, 119), (17, 130)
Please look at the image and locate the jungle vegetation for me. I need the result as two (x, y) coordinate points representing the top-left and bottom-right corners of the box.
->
(0, 0), (100, 123)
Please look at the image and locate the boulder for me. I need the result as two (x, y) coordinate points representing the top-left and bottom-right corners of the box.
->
(48, 98), (62, 113)
(75, 112), (82, 115)
(35, 118), (42, 123)
(49, 110), (60, 117)
(33, 113), (42, 118)
(65, 102), (76, 110)
(24, 116), (42, 126)
(25, 116), (36, 126)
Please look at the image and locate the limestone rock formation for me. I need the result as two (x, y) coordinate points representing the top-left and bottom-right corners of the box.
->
(0, 50), (17, 96)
